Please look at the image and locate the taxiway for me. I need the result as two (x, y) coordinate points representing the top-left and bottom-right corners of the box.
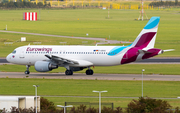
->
(0, 72), (180, 81)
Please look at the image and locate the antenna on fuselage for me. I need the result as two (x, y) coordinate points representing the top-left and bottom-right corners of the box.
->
(28, 43), (30, 46)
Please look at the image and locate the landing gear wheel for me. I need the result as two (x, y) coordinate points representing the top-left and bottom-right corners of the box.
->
(86, 69), (93, 75)
(25, 65), (30, 75)
(25, 71), (30, 74)
(65, 70), (73, 75)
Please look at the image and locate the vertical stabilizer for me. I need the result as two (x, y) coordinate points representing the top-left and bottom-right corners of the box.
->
(131, 17), (160, 49)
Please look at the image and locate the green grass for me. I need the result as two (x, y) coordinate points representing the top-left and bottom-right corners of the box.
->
(1, 8), (180, 109)
(0, 32), (96, 57)
(1, 64), (180, 75)
(1, 9), (179, 40)
(0, 9), (180, 57)
(0, 78), (180, 108)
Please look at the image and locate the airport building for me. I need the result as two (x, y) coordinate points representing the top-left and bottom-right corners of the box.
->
(0, 96), (40, 112)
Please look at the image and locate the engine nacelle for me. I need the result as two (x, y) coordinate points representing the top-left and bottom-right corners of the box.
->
(34, 61), (58, 72)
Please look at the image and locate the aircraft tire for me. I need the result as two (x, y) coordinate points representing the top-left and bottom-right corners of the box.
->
(86, 69), (93, 75)
(25, 71), (30, 74)
(65, 70), (73, 75)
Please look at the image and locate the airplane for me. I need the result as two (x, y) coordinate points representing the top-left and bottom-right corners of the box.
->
(6, 17), (174, 75)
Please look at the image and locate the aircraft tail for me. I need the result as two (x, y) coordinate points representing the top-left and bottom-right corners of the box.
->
(131, 17), (160, 49)
(121, 17), (174, 64)
(121, 17), (161, 64)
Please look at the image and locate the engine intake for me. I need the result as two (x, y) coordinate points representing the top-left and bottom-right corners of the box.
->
(34, 61), (58, 72)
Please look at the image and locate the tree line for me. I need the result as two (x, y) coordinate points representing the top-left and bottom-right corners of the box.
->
(149, 1), (180, 7)
(0, 1), (51, 8)
(1, 1), (180, 9)
(1, 97), (180, 113)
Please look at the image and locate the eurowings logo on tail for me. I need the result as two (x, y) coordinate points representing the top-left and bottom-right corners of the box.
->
(107, 17), (162, 64)
(131, 17), (160, 48)
(121, 17), (161, 64)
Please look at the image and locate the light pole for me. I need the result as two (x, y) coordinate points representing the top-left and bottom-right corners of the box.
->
(142, 69), (145, 97)
(33, 85), (39, 113)
(92, 90), (107, 113)
(57, 105), (73, 113)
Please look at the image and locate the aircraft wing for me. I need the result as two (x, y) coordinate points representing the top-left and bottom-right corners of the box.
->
(45, 54), (78, 64)
(45, 55), (93, 67)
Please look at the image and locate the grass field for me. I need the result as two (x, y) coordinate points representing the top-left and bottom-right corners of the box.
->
(0, 32), (96, 57)
(1, 64), (180, 75)
(0, 78), (180, 108)
(1, 8), (180, 109)
(0, 9), (180, 57)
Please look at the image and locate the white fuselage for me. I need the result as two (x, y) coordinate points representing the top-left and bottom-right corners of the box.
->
(6, 45), (130, 67)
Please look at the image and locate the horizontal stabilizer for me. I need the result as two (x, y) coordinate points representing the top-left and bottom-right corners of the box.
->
(163, 49), (175, 52)
(138, 50), (151, 54)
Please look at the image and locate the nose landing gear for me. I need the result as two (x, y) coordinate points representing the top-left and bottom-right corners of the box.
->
(25, 65), (30, 74)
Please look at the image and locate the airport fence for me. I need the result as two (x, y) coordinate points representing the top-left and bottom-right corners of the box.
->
(64, 102), (114, 110)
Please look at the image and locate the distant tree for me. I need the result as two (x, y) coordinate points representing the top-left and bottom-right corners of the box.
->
(114, 107), (124, 113)
(85, 107), (97, 113)
(101, 106), (114, 113)
(14, 2), (21, 8)
(40, 97), (56, 112)
(70, 104), (87, 113)
(175, 107), (180, 113)
(126, 97), (172, 113)
(0, 2), (3, 7)
(37, 2), (43, 8)
(175, 0), (178, 5)
(7, 2), (15, 8)
(149, 1), (178, 7)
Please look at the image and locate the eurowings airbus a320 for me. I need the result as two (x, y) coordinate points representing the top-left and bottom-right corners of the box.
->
(6, 17), (174, 75)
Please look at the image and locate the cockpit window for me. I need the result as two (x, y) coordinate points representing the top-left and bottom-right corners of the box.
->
(12, 50), (16, 54)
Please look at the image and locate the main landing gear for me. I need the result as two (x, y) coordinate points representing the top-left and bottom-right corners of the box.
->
(25, 65), (30, 74)
(64, 65), (93, 75)
(65, 70), (73, 75)
(65, 69), (93, 75)
(86, 69), (93, 75)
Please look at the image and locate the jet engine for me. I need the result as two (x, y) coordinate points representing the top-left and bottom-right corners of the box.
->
(34, 61), (58, 72)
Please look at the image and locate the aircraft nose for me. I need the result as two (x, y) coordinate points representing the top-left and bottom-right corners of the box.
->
(6, 54), (11, 63)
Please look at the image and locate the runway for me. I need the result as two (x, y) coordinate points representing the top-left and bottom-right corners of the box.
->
(1, 57), (180, 81)
(1, 72), (180, 81)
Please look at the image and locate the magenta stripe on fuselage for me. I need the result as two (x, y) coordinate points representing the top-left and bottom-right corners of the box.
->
(121, 47), (139, 64)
